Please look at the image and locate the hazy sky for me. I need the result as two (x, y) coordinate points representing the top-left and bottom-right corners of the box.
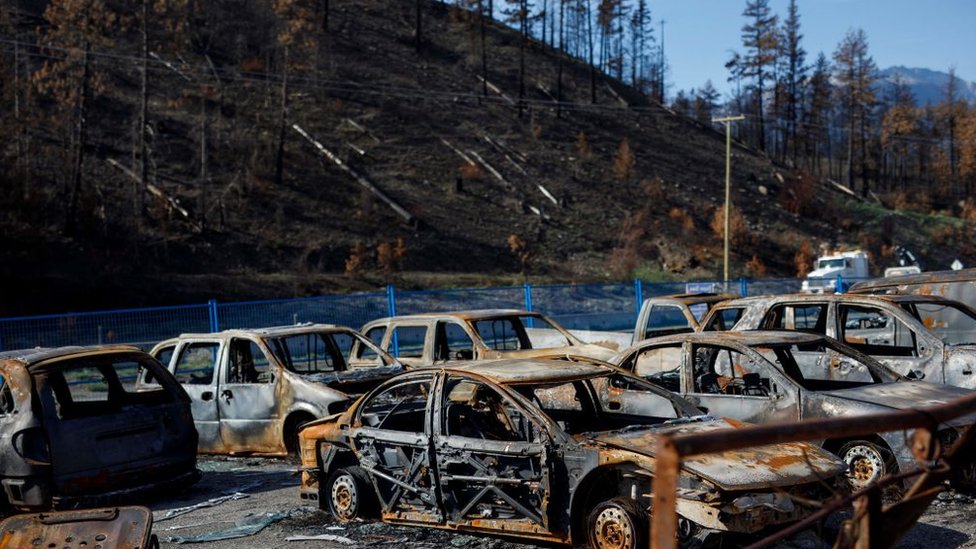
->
(654, 0), (976, 99)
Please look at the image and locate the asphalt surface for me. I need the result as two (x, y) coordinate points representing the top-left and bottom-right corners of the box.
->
(148, 456), (976, 548)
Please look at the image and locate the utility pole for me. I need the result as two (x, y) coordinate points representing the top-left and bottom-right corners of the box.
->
(658, 20), (665, 102)
(713, 114), (745, 285)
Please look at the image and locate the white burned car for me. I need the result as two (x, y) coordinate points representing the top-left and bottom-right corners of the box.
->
(139, 324), (402, 455)
(356, 310), (617, 368)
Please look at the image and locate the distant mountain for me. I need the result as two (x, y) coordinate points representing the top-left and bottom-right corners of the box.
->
(877, 66), (976, 105)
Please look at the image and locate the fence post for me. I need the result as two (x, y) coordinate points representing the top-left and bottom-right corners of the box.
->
(836, 274), (845, 294)
(523, 283), (533, 312)
(386, 284), (399, 356)
(386, 284), (398, 317)
(208, 299), (219, 332)
(739, 277), (748, 297)
(634, 279), (643, 317)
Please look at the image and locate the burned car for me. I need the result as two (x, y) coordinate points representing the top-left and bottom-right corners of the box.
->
(700, 293), (976, 389)
(0, 346), (199, 510)
(356, 309), (616, 368)
(298, 359), (846, 547)
(611, 331), (976, 488)
(139, 324), (403, 455)
(632, 293), (736, 344)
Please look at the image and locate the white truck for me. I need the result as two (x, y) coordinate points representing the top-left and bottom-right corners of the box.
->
(801, 250), (870, 293)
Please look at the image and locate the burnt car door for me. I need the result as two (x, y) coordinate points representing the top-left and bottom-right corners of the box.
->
(217, 337), (278, 453)
(157, 340), (221, 453)
(609, 342), (687, 415)
(352, 373), (441, 523)
(683, 343), (800, 424)
(432, 373), (553, 534)
(833, 303), (936, 381)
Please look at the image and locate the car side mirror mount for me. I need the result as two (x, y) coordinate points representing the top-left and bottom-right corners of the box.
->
(906, 369), (925, 380)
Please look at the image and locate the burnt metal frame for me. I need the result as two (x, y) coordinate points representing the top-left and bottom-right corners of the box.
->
(650, 392), (976, 549)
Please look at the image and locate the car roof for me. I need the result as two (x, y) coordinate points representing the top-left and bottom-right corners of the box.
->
(643, 293), (737, 306)
(0, 345), (145, 367)
(851, 269), (976, 292)
(645, 330), (829, 346)
(442, 358), (611, 384)
(368, 309), (535, 322)
(169, 323), (350, 340)
(715, 293), (960, 307)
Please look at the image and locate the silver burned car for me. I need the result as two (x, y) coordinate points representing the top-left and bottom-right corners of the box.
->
(610, 331), (976, 489)
(699, 293), (976, 389)
(139, 324), (403, 456)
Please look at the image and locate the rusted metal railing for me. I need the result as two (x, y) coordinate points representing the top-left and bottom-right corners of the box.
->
(651, 392), (976, 549)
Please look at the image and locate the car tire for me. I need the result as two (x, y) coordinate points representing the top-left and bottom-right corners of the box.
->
(586, 497), (648, 549)
(326, 466), (377, 522)
(839, 440), (896, 490)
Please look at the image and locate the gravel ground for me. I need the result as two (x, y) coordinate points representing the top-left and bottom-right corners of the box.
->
(148, 457), (976, 548)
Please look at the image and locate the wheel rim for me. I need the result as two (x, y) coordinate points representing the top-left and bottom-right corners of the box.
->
(593, 506), (634, 549)
(843, 445), (885, 488)
(331, 474), (358, 520)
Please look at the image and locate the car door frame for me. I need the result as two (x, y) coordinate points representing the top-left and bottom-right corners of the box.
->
(379, 320), (436, 367)
(216, 335), (280, 454)
(155, 338), (224, 453)
(680, 341), (802, 425)
(350, 371), (442, 524)
(430, 371), (555, 536)
(829, 300), (944, 382)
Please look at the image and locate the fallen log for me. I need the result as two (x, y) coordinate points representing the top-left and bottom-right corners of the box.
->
(106, 158), (201, 231)
(293, 124), (417, 227)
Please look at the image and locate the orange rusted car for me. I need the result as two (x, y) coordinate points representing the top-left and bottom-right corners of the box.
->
(298, 358), (846, 548)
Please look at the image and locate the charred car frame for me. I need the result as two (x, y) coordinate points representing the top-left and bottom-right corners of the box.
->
(298, 359), (846, 548)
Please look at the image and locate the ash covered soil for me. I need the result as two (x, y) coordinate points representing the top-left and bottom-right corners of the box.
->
(149, 457), (976, 548)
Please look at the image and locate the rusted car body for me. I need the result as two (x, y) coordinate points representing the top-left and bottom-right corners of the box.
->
(0, 506), (157, 548)
(356, 310), (617, 368)
(632, 293), (736, 344)
(0, 346), (199, 510)
(139, 324), (403, 456)
(610, 331), (976, 489)
(298, 359), (846, 547)
(700, 293), (976, 389)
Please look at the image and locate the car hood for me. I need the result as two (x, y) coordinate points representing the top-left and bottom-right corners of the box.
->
(822, 381), (976, 427)
(586, 418), (846, 491)
(301, 364), (405, 386)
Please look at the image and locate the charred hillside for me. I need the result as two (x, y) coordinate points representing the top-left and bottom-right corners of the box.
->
(0, 0), (970, 315)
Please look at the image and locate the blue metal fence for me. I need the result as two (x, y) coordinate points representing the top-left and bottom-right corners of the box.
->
(0, 276), (872, 352)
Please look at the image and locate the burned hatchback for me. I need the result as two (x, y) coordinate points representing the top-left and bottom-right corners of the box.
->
(0, 346), (199, 510)
(298, 359), (846, 548)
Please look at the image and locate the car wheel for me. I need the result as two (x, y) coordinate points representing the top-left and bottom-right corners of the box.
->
(326, 466), (377, 522)
(587, 497), (647, 549)
(839, 440), (895, 490)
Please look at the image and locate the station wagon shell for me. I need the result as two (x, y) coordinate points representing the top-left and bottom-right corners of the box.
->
(701, 293), (976, 389)
(298, 359), (846, 546)
(142, 324), (403, 456)
(0, 346), (199, 509)
(357, 309), (617, 368)
(610, 330), (976, 488)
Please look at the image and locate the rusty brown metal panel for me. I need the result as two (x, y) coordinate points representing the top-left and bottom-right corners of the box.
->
(0, 506), (154, 548)
(651, 439), (679, 549)
(651, 392), (976, 549)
